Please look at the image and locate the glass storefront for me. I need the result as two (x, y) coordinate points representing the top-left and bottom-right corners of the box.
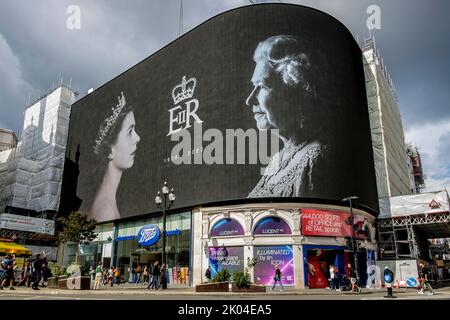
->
(114, 211), (191, 285)
(62, 223), (114, 275)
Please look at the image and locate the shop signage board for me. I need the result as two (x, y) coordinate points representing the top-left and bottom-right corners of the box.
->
(254, 217), (291, 235)
(137, 224), (160, 246)
(253, 245), (294, 286)
(210, 219), (244, 237)
(0, 213), (55, 235)
(301, 209), (369, 239)
(301, 209), (352, 237)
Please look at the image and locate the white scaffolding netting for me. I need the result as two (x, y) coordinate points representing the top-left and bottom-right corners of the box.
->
(0, 86), (76, 213)
(363, 45), (413, 202)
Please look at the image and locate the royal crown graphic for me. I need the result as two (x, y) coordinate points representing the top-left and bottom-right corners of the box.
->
(172, 76), (197, 104)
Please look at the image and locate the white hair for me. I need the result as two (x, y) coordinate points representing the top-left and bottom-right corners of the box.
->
(254, 35), (313, 93)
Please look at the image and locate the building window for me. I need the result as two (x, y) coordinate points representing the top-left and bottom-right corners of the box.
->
(210, 218), (244, 237)
(254, 217), (291, 235)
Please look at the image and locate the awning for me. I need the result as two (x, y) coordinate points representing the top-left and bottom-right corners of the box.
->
(0, 242), (32, 255)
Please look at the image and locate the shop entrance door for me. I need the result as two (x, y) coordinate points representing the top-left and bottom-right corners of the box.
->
(303, 245), (345, 289)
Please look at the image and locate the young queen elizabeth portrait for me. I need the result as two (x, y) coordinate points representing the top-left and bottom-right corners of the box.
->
(89, 92), (140, 221)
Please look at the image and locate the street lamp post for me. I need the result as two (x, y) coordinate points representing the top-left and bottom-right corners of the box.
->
(155, 181), (175, 290)
(342, 196), (360, 292)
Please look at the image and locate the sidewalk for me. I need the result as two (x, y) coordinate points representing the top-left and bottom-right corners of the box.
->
(2, 283), (449, 296)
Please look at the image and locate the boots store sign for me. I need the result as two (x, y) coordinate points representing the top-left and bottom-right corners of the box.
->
(0, 213), (55, 236)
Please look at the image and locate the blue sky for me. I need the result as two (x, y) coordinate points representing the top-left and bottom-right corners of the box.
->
(0, 0), (449, 193)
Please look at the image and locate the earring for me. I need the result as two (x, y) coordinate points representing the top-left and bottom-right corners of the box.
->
(108, 154), (113, 160)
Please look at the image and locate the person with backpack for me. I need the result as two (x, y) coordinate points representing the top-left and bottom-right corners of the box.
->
(0, 254), (16, 290)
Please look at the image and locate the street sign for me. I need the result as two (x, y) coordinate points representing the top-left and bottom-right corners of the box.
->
(406, 277), (417, 287)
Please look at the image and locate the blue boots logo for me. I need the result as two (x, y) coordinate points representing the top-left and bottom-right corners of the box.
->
(137, 225), (160, 246)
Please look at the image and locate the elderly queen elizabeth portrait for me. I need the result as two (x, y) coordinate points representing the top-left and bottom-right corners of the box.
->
(246, 35), (326, 198)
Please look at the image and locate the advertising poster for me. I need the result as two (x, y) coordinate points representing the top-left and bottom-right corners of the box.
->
(254, 217), (291, 235)
(253, 245), (294, 286)
(305, 247), (345, 288)
(209, 246), (244, 277)
(210, 218), (244, 237)
(63, 4), (379, 224)
(301, 209), (352, 237)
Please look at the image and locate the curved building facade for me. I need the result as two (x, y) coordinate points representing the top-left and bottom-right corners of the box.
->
(61, 4), (379, 289)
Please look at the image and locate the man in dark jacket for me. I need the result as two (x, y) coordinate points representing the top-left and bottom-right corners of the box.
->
(31, 254), (43, 290)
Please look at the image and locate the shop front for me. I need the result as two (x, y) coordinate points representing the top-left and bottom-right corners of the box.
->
(61, 223), (114, 274)
(301, 208), (376, 288)
(113, 211), (192, 285)
(193, 202), (377, 289)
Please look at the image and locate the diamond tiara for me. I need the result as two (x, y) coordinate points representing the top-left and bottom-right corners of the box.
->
(94, 92), (127, 153)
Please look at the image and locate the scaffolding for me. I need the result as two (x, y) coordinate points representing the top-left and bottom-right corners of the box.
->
(378, 212), (450, 260)
(0, 84), (77, 222)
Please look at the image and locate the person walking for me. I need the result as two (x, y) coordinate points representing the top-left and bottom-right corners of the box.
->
(329, 264), (335, 290)
(31, 254), (43, 290)
(383, 266), (395, 298)
(271, 264), (284, 291)
(350, 269), (360, 293)
(143, 265), (149, 284)
(93, 261), (103, 290)
(113, 266), (121, 285)
(134, 265), (142, 285)
(148, 261), (160, 290)
(205, 266), (212, 283)
(0, 254), (15, 290)
(333, 266), (340, 291)
(418, 261), (435, 295)
(40, 255), (49, 287)
(108, 266), (114, 287)
(17, 260), (31, 287)
(160, 263), (167, 289)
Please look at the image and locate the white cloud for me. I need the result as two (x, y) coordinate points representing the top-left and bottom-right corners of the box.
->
(0, 33), (35, 131)
(405, 119), (450, 193)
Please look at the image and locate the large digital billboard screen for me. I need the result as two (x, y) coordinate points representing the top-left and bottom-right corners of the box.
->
(64, 4), (378, 222)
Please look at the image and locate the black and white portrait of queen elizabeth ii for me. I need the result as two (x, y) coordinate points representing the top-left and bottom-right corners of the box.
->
(246, 35), (328, 198)
(89, 92), (140, 222)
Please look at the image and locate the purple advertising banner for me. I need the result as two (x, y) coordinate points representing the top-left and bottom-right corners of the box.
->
(254, 217), (291, 235)
(209, 246), (244, 277)
(210, 218), (244, 237)
(253, 245), (294, 286)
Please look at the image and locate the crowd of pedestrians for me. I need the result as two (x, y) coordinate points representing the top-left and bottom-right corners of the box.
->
(0, 253), (50, 291)
(90, 260), (168, 290)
